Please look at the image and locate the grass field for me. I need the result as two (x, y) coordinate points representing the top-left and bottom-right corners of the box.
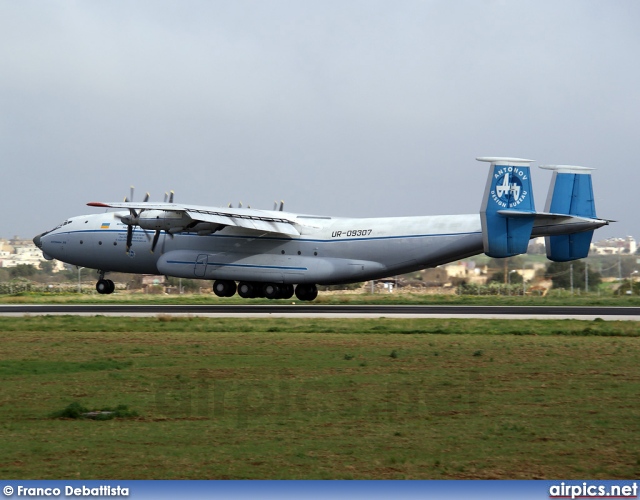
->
(2, 289), (640, 306)
(1, 316), (639, 479)
(0, 290), (640, 307)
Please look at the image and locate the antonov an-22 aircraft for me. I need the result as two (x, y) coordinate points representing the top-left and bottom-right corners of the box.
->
(33, 157), (608, 301)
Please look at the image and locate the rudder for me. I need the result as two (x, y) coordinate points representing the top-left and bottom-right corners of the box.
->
(478, 157), (536, 258)
(541, 165), (597, 261)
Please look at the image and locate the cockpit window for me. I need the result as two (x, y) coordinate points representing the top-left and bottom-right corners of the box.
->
(51, 220), (69, 231)
(42, 219), (74, 236)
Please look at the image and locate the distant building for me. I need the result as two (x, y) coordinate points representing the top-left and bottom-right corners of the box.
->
(0, 237), (65, 271)
(441, 261), (488, 284)
(590, 236), (637, 255)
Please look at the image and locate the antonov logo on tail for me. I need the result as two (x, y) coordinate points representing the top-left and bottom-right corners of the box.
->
(491, 167), (528, 208)
(496, 173), (520, 200)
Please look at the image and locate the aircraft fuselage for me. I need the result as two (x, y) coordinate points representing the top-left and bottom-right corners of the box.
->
(37, 211), (485, 285)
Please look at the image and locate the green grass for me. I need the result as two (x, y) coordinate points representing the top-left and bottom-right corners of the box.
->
(3, 289), (640, 306)
(1, 316), (639, 479)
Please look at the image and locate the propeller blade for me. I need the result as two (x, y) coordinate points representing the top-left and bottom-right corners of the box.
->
(129, 186), (135, 203)
(143, 192), (150, 202)
(279, 200), (284, 211)
(238, 201), (243, 208)
(273, 201), (277, 211)
(151, 230), (161, 253)
(126, 225), (133, 252)
(169, 191), (174, 203)
(164, 192), (168, 203)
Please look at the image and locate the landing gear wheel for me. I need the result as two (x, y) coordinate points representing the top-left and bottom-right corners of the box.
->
(295, 284), (318, 301)
(105, 279), (115, 294)
(96, 279), (112, 294)
(279, 284), (294, 299)
(213, 280), (237, 298)
(306, 285), (318, 301)
(238, 282), (254, 299)
(263, 283), (280, 300)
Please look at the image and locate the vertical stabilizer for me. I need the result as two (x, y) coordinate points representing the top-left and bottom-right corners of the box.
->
(540, 165), (597, 261)
(478, 157), (536, 258)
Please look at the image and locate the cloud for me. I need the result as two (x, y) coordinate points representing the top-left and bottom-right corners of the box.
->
(1, 1), (638, 240)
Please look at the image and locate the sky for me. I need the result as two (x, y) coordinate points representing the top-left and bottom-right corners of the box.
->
(1, 0), (638, 241)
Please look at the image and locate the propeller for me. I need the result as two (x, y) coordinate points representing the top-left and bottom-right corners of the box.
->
(151, 230), (161, 253)
(150, 189), (175, 253)
(120, 186), (152, 253)
(117, 187), (178, 253)
(126, 224), (134, 252)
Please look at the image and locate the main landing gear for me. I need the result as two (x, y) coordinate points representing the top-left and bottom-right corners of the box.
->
(213, 280), (317, 301)
(96, 271), (115, 294)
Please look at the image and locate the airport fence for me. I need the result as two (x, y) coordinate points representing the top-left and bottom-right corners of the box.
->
(0, 281), (94, 294)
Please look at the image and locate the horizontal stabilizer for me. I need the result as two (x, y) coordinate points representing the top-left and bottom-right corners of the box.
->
(496, 209), (537, 217)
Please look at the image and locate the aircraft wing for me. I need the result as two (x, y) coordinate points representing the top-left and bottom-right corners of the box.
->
(183, 205), (304, 235)
(87, 201), (316, 236)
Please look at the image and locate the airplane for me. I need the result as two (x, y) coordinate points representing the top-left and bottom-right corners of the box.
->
(33, 157), (609, 301)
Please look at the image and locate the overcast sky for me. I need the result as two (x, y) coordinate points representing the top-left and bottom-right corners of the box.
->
(1, 1), (638, 241)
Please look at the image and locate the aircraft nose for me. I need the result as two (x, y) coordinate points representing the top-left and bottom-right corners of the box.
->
(33, 233), (43, 249)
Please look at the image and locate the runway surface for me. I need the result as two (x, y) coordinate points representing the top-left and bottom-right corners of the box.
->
(2, 304), (640, 320)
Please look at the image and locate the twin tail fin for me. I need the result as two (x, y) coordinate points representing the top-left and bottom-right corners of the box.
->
(478, 157), (607, 261)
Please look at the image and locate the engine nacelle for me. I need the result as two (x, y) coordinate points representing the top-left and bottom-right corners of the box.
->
(137, 210), (192, 231)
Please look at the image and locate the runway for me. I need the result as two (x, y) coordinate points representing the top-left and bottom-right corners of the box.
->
(2, 304), (640, 320)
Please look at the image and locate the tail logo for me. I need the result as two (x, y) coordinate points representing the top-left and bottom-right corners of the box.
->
(491, 167), (529, 208)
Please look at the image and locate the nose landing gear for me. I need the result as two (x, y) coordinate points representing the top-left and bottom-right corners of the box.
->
(96, 271), (115, 294)
(96, 279), (115, 294)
